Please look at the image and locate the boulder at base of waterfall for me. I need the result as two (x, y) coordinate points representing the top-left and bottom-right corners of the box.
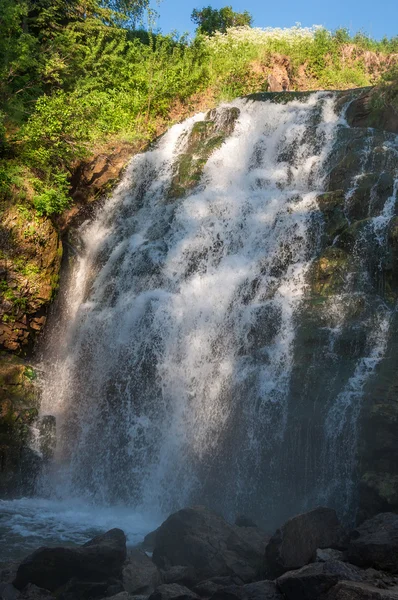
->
(122, 549), (162, 594)
(58, 578), (113, 600)
(0, 582), (56, 600)
(194, 576), (245, 597)
(162, 566), (198, 587)
(100, 594), (130, 600)
(209, 580), (284, 600)
(325, 581), (398, 600)
(0, 582), (21, 600)
(152, 506), (265, 582)
(13, 529), (126, 592)
(22, 584), (56, 599)
(234, 517), (258, 529)
(143, 528), (161, 552)
(347, 513), (398, 573)
(315, 549), (345, 563)
(265, 507), (344, 577)
(276, 560), (363, 600)
(148, 583), (200, 600)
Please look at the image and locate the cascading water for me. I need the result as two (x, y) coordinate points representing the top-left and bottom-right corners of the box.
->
(39, 93), (341, 515)
(1, 91), (397, 557)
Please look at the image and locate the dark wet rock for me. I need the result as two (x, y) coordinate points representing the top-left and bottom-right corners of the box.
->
(14, 529), (127, 592)
(0, 562), (19, 585)
(152, 506), (264, 582)
(357, 310), (398, 519)
(363, 568), (398, 590)
(0, 353), (41, 498)
(317, 190), (348, 243)
(21, 585), (55, 600)
(209, 581), (283, 600)
(162, 567), (197, 587)
(100, 594), (130, 600)
(13, 584), (56, 600)
(148, 584), (199, 600)
(347, 513), (398, 572)
(344, 172), (394, 222)
(207, 586), (242, 600)
(0, 582), (21, 600)
(58, 578), (111, 600)
(194, 576), (244, 597)
(276, 560), (363, 600)
(346, 90), (398, 135)
(143, 528), (160, 552)
(315, 548), (345, 563)
(241, 581), (283, 600)
(325, 580), (398, 600)
(123, 549), (161, 594)
(234, 517), (258, 529)
(231, 526), (268, 562)
(264, 507), (344, 577)
(107, 580), (126, 597)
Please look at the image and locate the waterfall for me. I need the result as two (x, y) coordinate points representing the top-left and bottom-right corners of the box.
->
(22, 91), (395, 536)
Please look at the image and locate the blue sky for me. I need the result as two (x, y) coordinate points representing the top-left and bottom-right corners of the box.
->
(150, 0), (397, 40)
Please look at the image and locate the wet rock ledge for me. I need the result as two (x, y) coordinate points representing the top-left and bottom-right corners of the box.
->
(2, 505), (398, 600)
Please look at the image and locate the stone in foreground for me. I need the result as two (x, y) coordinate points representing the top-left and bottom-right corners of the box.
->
(325, 581), (398, 600)
(347, 513), (398, 573)
(148, 583), (199, 600)
(152, 506), (265, 582)
(123, 549), (161, 594)
(276, 560), (363, 600)
(265, 507), (343, 577)
(13, 529), (126, 592)
(209, 580), (283, 600)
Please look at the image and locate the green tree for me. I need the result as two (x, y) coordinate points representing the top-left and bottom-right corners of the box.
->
(191, 5), (252, 35)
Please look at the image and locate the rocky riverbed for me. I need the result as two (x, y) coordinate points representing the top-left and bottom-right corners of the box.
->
(2, 505), (398, 600)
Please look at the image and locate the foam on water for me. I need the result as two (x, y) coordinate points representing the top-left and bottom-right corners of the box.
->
(0, 497), (159, 565)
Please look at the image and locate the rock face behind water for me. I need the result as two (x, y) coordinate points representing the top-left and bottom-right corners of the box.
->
(13, 529), (126, 592)
(347, 513), (398, 573)
(264, 507), (343, 577)
(152, 506), (266, 582)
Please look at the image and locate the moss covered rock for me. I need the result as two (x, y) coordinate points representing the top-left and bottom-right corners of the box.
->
(0, 352), (41, 496)
(168, 107), (240, 199)
(346, 88), (398, 135)
(0, 204), (62, 354)
(309, 247), (350, 297)
(317, 190), (348, 243)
